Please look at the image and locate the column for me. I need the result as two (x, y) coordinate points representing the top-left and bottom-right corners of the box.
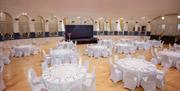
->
(117, 20), (121, 31)
(29, 21), (35, 32)
(61, 20), (65, 31)
(13, 20), (19, 33)
(45, 21), (49, 32)
(58, 21), (61, 32)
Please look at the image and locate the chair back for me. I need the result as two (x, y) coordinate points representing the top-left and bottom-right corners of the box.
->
(27, 68), (38, 89)
(82, 60), (89, 70)
(41, 62), (48, 71)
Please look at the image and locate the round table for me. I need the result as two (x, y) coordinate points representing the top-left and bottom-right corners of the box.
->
(42, 64), (87, 91)
(134, 41), (150, 50)
(87, 45), (111, 58)
(174, 44), (180, 50)
(114, 43), (137, 54)
(14, 45), (38, 57)
(98, 39), (113, 48)
(115, 58), (157, 86)
(50, 49), (79, 64)
(58, 41), (75, 49)
(149, 40), (161, 48)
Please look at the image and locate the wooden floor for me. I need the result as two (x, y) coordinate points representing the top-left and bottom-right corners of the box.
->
(2, 40), (180, 91)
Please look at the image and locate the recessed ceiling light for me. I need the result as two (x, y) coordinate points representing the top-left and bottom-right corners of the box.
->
(77, 16), (81, 19)
(161, 16), (165, 20)
(141, 17), (146, 19)
(99, 17), (103, 19)
(177, 15), (180, 19)
(22, 12), (27, 15)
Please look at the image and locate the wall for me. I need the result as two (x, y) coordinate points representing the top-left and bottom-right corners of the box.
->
(151, 14), (180, 36)
(0, 0), (180, 35)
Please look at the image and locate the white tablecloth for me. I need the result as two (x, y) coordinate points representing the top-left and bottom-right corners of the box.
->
(159, 50), (180, 67)
(115, 58), (157, 86)
(98, 39), (113, 48)
(14, 45), (38, 57)
(114, 43), (137, 54)
(58, 41), (75, 49)
(50, 49), (79, 64)
(42, 64), (87, 91)
(148, 40), (161, 48)
(134, 41), (150, 50)
(174, 44), (180, 50)
(86, 45), (111, 58)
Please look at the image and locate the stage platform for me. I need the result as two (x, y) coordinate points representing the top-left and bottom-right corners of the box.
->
(65, 38), (98, 44)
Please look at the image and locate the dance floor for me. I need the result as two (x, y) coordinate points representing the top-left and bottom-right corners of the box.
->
(2, 40), (180, 91)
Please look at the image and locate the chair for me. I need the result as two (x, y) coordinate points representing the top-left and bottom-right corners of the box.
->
(156, 70), (165, 89)
(82, 66), (96, 91)
(32, 45), (41, 55)
(24, 47), (31, 57)
(125, 54), (132, 59)
(82, 60), (89, 71)
(41, 62), (48, 72)
(14, 48), (23, 57)
(27, 69), (47, 91)
(94, 50), (100, 58)
(74, 41), (77, 45)
(87, 50), (93, 58)
(109, 62), (123, 83)
(153, 48), (161, 64)
(68, 79), (83, 91)
(123, 48), (130, 54)
(107, 49), (112, 56)
(176, 61), (180, 71)
(1, 51), (11, 64)
(82, 75), (96, 91)
(114, 55), (119, 61)
(137, 55), (145, 59)
(102, 50), (109, 58)
(10, 48), (15, 57)
(130, 48), (136, 54)
(168, 44), (174, 50)
(70, 56), (78, 64)
(160, 55), (172, 68)
(85, 66), (96, 79)
(0, 65), (5, 91)
(42, 50), (51, 64)
(151, 58), (158, 65)
(123, 71), (137, 91)
(141, 77), (156, 91)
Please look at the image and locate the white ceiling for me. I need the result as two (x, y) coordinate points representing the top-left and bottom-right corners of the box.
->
(0, 0), (180, 19)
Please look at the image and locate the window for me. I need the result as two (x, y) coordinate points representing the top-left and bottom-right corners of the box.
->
(161, 24), (166, 30)
(177, 24), (180, 30)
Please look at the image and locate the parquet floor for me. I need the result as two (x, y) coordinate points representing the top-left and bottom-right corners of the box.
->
(2, 40), (180, 91)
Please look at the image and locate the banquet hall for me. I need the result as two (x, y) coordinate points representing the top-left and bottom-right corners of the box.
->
(0, 0), (180, 91)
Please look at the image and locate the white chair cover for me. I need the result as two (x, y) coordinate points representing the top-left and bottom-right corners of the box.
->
(0, 66), (5, 91)
(28, 69), (47, 91)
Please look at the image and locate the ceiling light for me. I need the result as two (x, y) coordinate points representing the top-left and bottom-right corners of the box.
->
(141, 17), (146, 19)
(99, 17), (103, 19)
(22, 12), (27, 15)
(161, 16), (165, 20)
(177, 15), (180, 19)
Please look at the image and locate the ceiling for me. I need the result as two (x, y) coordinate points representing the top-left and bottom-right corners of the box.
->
(0, 0), (180, 19)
